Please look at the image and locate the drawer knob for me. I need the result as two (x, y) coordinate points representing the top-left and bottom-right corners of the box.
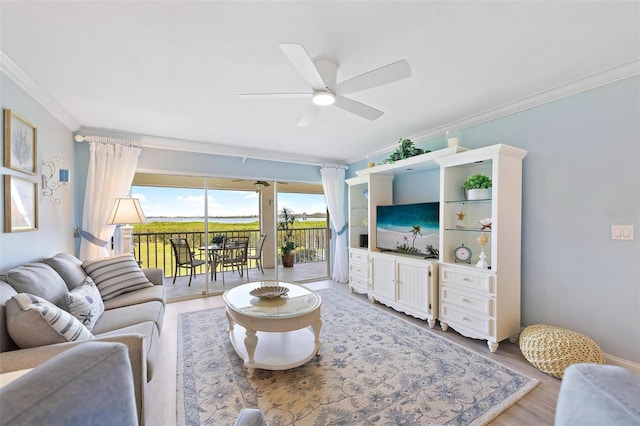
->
(463, 317), (471, 322)
(462, 298), (471, 303)
(462, 277), (471, 282)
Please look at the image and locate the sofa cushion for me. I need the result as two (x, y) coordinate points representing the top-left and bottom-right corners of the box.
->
(555, 363), (640, 425)
(6, 263), (69, 310)
(64, 277), (104, 331)
(98, 321), (160, 380)
(82, 254), (153, 301)
(0, 281), (19, 352)
(42, 253), (87, 291)
(5, 294), (93, 349)
(102, 285), (165, 310)
(92, 300), (165, 335)
(0, 342), (138, 426)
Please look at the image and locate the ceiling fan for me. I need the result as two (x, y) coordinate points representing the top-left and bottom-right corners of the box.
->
(238, 43), (411, 126)
(231, 179), (289, 192)
(232, 179), (274, 186)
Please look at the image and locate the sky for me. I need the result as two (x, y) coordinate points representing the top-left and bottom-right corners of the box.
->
(132, 186), (327, 218)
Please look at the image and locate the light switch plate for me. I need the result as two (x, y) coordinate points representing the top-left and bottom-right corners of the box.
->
(611, 225), (634, 240)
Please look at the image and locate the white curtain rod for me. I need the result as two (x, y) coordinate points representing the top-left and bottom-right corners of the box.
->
(74, 134), (138, 147)
(321, 163), (349, 170)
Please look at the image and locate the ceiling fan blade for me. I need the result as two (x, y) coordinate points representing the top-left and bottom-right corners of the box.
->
(334, 96), (384, 121)
(278, 43), (327, 91)
(238, 93), (312, 100)
(296, 105), (321, 127)
(335, 59), (411, 96)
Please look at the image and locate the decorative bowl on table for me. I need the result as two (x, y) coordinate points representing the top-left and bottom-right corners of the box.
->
(249, 285), (289, 299)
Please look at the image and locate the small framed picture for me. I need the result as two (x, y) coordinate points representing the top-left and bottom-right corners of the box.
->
(4, 175), (38, 232)
(4, 109), (37, 175)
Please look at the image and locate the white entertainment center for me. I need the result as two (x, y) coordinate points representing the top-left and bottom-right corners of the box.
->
(346, 144), (527, 352)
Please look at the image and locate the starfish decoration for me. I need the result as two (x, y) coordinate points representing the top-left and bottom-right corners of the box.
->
(456, 212), (465, 220)
(82, 310), (94, 325)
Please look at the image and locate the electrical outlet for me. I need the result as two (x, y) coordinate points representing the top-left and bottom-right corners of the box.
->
(611, 225), (634, 240)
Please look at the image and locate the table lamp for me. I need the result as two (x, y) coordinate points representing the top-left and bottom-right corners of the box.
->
(106, 198), (147, 255)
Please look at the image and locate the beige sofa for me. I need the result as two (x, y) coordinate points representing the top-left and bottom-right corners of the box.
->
(0, 253), (165, 425)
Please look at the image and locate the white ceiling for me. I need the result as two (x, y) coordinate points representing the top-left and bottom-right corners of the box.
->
(1, 1), (639, 165)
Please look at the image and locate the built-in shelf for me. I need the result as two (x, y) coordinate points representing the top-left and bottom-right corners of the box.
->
(444, 228), (492, 233)
(445, 199), (492, 204)
(355, 146), (467, 177)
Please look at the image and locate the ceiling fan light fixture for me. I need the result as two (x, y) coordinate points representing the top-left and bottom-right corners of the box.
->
(312, 91), (335, 106)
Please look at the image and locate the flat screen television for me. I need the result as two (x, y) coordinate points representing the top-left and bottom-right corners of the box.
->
(376, 202), (439, 257)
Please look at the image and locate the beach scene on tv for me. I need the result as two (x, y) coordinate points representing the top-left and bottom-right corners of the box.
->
(376, 202), (439, 257)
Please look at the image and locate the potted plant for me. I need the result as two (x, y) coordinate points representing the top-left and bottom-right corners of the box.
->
(462, 174), (492, 200)
(278, 207), (296, 267)
(382, 138), (430, 164)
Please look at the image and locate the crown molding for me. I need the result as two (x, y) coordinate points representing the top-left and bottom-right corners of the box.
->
(347, 59), (640, 164)
(0, 49), (81, 130)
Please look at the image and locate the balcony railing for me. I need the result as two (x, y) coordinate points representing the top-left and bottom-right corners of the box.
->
(133, 227), (327, 278)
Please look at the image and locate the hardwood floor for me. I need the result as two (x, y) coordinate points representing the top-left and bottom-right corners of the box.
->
(146, 279), (560, 425)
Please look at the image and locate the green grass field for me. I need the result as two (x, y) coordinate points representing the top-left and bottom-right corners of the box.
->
(133, 220), (327, 276)
(133, 219), (325, 234)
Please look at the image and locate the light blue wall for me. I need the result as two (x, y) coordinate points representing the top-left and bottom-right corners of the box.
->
(0, 73), (75, 271)
(348, 76), (640, 363)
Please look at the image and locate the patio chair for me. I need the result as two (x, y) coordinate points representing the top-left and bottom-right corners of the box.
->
(215, 236), (249, 285)
(247, 233), (267, 279)
(170, 238), (206, 286)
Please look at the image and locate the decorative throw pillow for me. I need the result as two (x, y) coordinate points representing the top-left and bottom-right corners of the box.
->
(64, 277), (104, 331)
(5, 293), (93, 349)
(6, 262), (70, 310)
(82, 253), (153, 301)
(42, 253), (88, 291)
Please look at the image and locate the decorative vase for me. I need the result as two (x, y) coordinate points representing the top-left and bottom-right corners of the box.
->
(282, 254), (294, 267)
(465, 188), (492, 201)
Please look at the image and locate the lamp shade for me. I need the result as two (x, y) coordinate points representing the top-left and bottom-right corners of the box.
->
(106, 198), (147, 225)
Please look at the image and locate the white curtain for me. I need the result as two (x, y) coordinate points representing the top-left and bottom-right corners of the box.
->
(79, 140), (141, 260)
(321, 165), (348, 283)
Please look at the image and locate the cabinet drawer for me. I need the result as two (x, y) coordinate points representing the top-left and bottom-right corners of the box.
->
(441, 286), (493, 316)
(349, 250), (369, 264)
(349, 263), (369, 278)
(349, 275), (369, 288)
(441, 266), (495, 294)
(440, 304), (493, 336)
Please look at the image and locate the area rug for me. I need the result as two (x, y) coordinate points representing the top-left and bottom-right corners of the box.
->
(177, 288), (538, 426)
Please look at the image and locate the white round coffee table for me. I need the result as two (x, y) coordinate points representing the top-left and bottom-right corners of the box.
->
(223, 281), (322, 376)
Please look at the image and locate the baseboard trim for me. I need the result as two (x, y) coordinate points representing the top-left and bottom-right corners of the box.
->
(604, 353), (640, 375)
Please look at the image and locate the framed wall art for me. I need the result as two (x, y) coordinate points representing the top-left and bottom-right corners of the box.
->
(4, 109), (37, 175)
(4, 175), (38, 232)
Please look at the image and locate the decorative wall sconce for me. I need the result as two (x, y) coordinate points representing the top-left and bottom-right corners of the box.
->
(42, 157), (70, 205)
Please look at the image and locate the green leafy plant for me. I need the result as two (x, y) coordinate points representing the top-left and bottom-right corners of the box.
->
(383, 138), (430, 164)
(462, 174), (492, 190)
(278, 207), (297, 255)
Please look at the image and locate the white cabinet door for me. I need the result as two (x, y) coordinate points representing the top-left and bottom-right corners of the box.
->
(396, 259), (430, 315)
(369, 253), (438, 327)
(370, 254), (395, 304)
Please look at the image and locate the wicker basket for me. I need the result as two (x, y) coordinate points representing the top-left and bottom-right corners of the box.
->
(519, 324), (604, 379)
